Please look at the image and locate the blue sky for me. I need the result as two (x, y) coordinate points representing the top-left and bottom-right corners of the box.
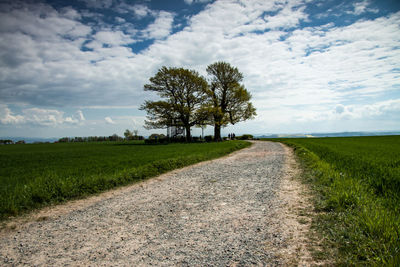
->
(0, 0), (399, 138)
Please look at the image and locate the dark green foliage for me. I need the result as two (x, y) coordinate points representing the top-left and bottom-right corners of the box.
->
(239, 134), (253, 140)
(144, 138), (168, 145)
(204, 135), (213, 142)
(0, 140), (250, 220)
(148, 133), (166, 140)
(0, 140), (14, 145)
(58, 135), (129, 142)
(205, 62), (256, 141)
(263, 136), (400, 265)
(141, 66), (209, 141)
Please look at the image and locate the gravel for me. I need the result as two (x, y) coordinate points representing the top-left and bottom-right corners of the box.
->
(0, 141), (300, 266)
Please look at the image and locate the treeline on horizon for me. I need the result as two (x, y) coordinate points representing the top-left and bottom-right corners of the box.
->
(57, 134), (144, 143)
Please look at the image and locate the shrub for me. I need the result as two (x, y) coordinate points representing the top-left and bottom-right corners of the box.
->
(239, 134), (253, 140)
(204, 135), (213, 142)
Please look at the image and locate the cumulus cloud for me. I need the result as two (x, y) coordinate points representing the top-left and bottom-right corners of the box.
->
(104, 116), (115, 124)
(292, 99), (400, 123)
(0, 104), (25, 124)
(0, 105), (85, 126)
(3, 0), (396, 111)
(141, 11), (175, 40)
(347, 0), (379, 16)
(263, 4), (308, 30)
(115, 17), (125, 23)
(0, 0), (399, 135)
(131, 4), (155, 18)
(91, 30), (135, 46)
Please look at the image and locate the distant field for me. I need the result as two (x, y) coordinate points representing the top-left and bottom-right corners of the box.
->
(0, 140), (250, 220)
(263, 136), (400, 265)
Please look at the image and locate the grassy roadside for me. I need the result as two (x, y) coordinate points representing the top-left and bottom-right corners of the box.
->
(0, 140), (250, 221)
(263, 136), (400, 265)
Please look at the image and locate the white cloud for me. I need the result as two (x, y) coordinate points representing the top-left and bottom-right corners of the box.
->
(113, 2), (155, 18)
(0, 105), (85, 126)
(0, 0), (399, 136)
(132, 4), (154, 18)
(292, 99), (400, 123)
(61, 7), (82, 20)
(0, 104), (25, 124)
(0, 3), (91, 40)
(76, 110), (85, 121)
(142, 11), (175, 40)
(92, 30), (135, 46)
(104, 116), (115, 124)
(23, 108), (66, 126)
(115, 17), (126, 23)
(264, 4), (308, 30)
(347, 0), (379, 16)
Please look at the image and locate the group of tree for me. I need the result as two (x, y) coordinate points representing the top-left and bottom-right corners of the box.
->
(0, 140), (26, 145)
(123, 129), (143, 140)
(0, 139), (14, 145)
(59, 135), (119, 143)
(58, 132), (144, 143)
(140, 61), (256, 142)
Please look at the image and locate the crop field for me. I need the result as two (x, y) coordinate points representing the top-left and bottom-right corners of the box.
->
(265, 136), (400, 265)
(0, 140), (250, 220)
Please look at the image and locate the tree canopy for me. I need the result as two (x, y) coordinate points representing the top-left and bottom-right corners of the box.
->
(141, 62), (256, 142)
(206, 61), (256, 141)
(140, 66), (208, 141)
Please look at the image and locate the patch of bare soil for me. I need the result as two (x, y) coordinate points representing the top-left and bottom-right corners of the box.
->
(270, 144), (315, 266)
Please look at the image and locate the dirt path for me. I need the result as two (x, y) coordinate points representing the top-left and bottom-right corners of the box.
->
(0, 141), (312, 266)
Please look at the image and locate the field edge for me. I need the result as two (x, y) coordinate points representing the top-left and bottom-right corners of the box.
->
(1, 141), (251, 223)
(262, 137), (400, 266)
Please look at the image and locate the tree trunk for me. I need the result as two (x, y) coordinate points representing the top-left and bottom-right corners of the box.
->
(185, 125), (191, 142)
(214, 124), (221, 142)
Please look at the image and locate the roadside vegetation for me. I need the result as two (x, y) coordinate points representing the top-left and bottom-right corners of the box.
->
(263, 136), (400, 265)
(0, 140), (250, 220)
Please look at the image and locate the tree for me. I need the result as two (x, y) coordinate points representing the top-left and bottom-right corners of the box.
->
(124, 129), (133, 140)
(206, 61), (256, 141)
(140, 66), (208, 141)
(149, 133), (166, 140)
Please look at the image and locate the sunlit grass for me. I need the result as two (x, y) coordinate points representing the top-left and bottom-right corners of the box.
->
(0, 140), (250, 220)
(263, 136), (400, 265)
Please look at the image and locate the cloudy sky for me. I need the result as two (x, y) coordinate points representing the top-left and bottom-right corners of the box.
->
(0, 0), (399, 138)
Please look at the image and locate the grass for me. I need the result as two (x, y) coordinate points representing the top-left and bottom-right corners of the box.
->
(263, 136), (400, 265)
(0, 140), (250, 220)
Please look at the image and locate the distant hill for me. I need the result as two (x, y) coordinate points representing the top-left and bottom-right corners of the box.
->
(256, 131), (400, 138)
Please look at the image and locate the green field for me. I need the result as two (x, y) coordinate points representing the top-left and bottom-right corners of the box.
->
(265, 136), (400, 265)
(0, 140), (250, 220)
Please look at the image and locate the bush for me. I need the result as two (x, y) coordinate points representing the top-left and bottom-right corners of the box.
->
(204, 135), (213, 142)
(148, 133), (166, 140)
(239, 134), (253, 140)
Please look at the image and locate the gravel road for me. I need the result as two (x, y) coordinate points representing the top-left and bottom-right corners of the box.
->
(0, 141), (310, 266)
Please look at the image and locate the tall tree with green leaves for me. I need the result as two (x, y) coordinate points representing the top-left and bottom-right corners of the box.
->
(206, 61), (256, 141)
(140, 66), (208, 141)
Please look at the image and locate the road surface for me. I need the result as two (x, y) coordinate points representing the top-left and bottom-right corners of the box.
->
(0, 141), (312, 266)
